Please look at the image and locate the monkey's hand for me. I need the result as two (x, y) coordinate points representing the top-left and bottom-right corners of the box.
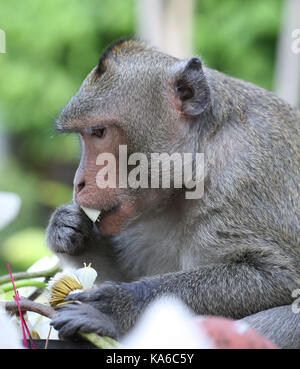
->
(46, 204), (95, 255)
(50, 281), (154, 339)
(51, 302), (119, 340)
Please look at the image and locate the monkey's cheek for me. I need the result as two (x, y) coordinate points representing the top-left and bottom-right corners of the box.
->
(96, 202), (136, 235)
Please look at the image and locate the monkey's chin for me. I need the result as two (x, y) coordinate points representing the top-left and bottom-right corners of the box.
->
(86, 203), (121, 236)
(95, 214), (122, 236)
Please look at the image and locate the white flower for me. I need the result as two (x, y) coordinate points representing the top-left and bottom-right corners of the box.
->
(26, 312), (59, 340)
(27, 255), (60, 274)
(16, 255), (60, 300)
(48, 264), (97, 306)
(122, 296), (211, 349)
(74, 263), (98, 290)
(0, 192), (21, 230)
(0, 307), (24, 349)
(13, 256), (61, 340)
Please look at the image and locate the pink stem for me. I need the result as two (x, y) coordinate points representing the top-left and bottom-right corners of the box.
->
(7, 263), (35, 349)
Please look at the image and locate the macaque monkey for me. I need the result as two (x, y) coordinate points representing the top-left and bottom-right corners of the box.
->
(46, 39), (300, 348)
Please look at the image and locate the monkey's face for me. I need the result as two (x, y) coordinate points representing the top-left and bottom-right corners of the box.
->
(55, 40), (210, 235)
(72, 123), (129, 235)
(73, 121), (181, 235)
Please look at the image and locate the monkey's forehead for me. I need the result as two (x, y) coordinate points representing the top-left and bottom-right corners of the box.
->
(96, 38), (150, 75)
(55, 40), (179, 131)
(88, 39), (177, 82)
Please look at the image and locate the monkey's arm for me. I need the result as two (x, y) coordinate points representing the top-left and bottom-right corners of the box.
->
(51, 251), (298, 340)
(239, 305), (300, 349)
(46, 204), (128, 283)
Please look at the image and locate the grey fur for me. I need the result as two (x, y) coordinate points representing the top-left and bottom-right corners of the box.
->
(47, 40), (300, 348)
(239, 305), (300, 349)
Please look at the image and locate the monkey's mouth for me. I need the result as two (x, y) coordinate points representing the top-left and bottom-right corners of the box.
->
(95, 203), (119, 223)
(81, 204), (120, 224)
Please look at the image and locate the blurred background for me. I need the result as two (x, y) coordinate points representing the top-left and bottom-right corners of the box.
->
(0, 0), (299, 274)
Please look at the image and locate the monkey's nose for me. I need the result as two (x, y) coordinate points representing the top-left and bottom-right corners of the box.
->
(76, 181), (85, 193)
(74, 168), (86, 195)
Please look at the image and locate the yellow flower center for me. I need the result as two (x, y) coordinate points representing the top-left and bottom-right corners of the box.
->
(49, 276), (82, 307)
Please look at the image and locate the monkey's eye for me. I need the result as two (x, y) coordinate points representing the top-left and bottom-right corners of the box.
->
(91, 127), (107, 138)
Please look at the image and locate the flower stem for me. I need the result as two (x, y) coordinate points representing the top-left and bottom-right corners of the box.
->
(0, 279), (46, 293)
(78, 332), (119, 349)
(0, 265), (61, 285)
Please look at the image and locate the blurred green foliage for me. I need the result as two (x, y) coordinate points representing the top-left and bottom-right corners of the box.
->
(1, 227), (53, 270)
(0, 0), (135, 161)
(0, 0), (135, 273)
(194, 0), (282, 91)
(0, 0), (283, 274)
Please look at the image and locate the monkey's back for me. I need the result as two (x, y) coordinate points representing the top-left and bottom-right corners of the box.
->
(203, 68), (300, 269)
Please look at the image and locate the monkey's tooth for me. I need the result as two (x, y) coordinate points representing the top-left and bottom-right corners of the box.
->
(80, 206), (101, 223)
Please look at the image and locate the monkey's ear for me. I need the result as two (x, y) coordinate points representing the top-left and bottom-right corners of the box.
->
(172, 57), (210, 116)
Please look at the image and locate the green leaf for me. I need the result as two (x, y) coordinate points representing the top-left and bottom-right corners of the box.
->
(1, 228), (53, 270)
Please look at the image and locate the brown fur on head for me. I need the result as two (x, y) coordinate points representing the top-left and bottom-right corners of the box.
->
(55, 39), (211, 235)
(94, 38), (151, 77)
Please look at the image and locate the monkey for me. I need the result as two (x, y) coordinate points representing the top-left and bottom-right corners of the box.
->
(46, 39), (300, 348)
(238, 305), (300, 349)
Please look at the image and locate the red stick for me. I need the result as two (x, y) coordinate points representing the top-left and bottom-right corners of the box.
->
(6, 263), (36, 349)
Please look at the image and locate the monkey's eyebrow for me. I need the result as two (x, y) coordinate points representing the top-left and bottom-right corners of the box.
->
(54, 120), (114, 134)
(54, 124), (84, 134)
(54, 117), (74, 133)
(54, 125), (76, 133)
(54, 114), (88, 133)
(54, 118), (88, 133)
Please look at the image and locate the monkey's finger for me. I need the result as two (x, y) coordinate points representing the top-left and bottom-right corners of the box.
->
(51, 303), (119, 339)
(51, 306), (90, 335)
(65, 291), (91, 302)
(51, 315), (80, 335)
(65, 286), (110, 302)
